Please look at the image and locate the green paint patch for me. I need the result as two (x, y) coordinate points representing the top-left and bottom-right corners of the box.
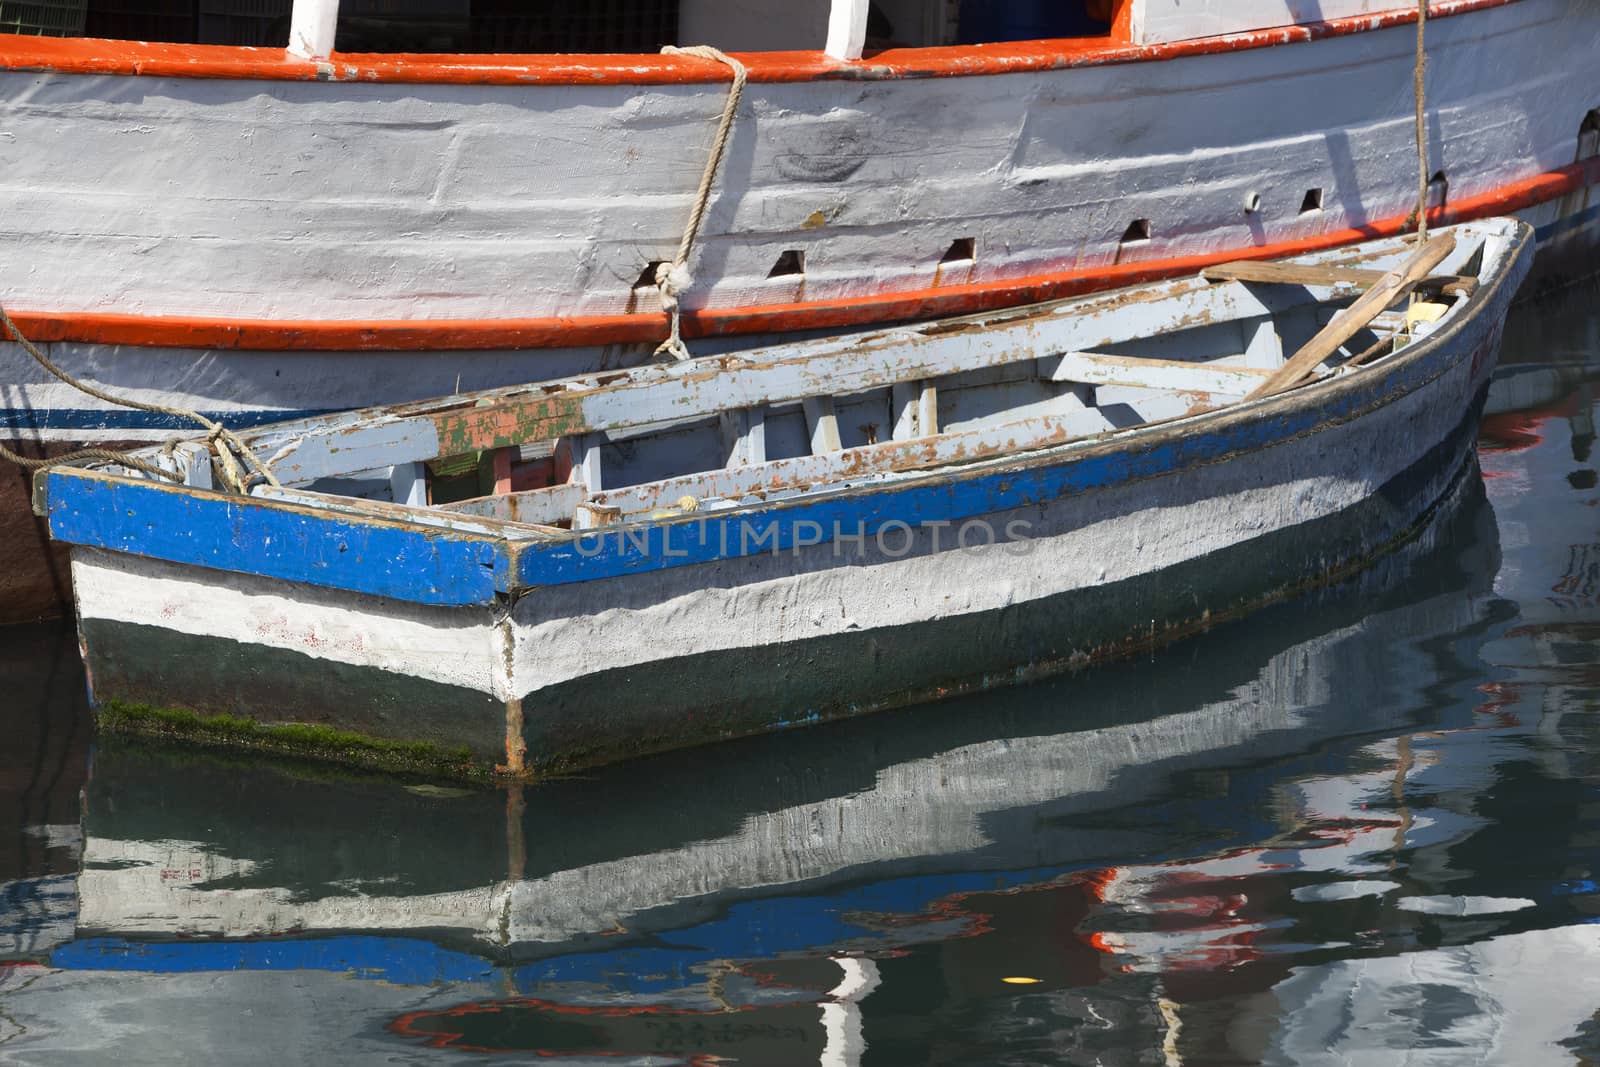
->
(433, 394), (588, 457)
(98, 700), (491, 782)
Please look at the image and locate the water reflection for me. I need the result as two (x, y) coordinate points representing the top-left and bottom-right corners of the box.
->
(1, 284), (1599, 1064)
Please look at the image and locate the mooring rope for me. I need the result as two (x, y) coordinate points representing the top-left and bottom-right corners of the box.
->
(0, 305), (280, 492)
(1414, 0), (1430, 245)
(653, 45), (749, 362)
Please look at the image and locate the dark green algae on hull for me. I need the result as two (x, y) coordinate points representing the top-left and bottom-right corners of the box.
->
(77, 391), (1488, 782)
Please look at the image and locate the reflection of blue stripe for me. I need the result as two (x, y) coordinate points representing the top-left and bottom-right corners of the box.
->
(49, 935), (496, 987)
(512, 865), (1068, 996)
(1535, 201), (1600, 244)
(43, 861), (1076, 994)
(0, 409), (330, 432)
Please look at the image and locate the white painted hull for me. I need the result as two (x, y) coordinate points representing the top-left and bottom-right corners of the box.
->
(0, 1), (1592, 328)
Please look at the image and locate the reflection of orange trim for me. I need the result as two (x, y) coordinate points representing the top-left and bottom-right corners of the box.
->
(1479, 394), (1582, 453)
(0, 0), (1513, 85)
(5, 156), (1592, 353)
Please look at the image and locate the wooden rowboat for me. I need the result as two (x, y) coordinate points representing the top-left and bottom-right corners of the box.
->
(35, 217), (1533, 777)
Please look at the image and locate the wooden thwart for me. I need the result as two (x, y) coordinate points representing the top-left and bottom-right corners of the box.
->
(1246, 234), (1457, 400)
(1050, 351), (1272, 395)
(1204, 258), (1477, 297)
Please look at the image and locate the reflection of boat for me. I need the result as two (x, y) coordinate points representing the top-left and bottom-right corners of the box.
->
(42, 221), (1532, 774)
(1268, 925), (1600, 1065)
(0, 622), (88, 962)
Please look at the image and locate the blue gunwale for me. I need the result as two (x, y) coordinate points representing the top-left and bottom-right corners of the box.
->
(39, 223), (1529, 606)
(41, 472), (513, 607)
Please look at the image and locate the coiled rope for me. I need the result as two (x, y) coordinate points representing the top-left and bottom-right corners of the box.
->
(0, 305), (280, 493)
(653, 45), (748, 362)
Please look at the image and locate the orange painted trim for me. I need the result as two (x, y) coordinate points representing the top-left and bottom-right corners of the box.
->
(0, 0), (1517, 86)
(4, 156), (1591, 354)
(0, 310), (658, 351)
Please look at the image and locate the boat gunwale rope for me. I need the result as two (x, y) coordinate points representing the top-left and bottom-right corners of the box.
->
(0, 303), (280, 492)
(653, 45), (749, 363)
(1414, 0), (1431, 246)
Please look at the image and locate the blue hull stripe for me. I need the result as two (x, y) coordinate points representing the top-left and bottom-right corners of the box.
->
(44, 476), (512, 607)
(1534, 199), (1600, 244)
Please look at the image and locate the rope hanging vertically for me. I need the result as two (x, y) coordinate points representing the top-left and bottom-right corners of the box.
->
(0, 305), (280, 492)
(653, 45), (748, 362)
(1414, 0), (1430, 245)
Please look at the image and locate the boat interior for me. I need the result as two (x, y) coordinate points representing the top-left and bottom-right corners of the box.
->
(89, 221), (1516, 542)
(0, 0), (1121, 53)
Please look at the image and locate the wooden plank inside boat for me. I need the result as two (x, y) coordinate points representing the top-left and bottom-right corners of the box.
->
(1247, 234), (1457, 400)
(1203, 259), (1478, 297)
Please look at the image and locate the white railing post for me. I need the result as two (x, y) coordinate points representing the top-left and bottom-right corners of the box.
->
(825, 0), (868, 60)
(288, 0), (339, 60)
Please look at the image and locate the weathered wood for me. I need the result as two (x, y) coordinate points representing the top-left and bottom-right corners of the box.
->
(261, 419), (441, 488)
(917, 383), (940, 439)
(565, 434), (603, 492)
(172, 443), (213, 490)
(516, 405), (1112, 526)
(892, 381), (938, 440)
(1242, 319), (1283, 369)
(717, 407), (768, 467)
(441, 481), (587, 524)
(740, 407), (767, 466)
(1204, 259), (1477, 296)
(803, 396), (842, 454)
(242, 266), (1376, 483)
(389, 461), (425, 507)
(1247, 234), (1456, 400)
(435, 400), (1123, 532)
(891, 382), (918, 440)
(1048, 352), (1272, 395)
(491, 448), (513, 495)
(252, 483), (556, 540)
(409, 276), (1327, 460)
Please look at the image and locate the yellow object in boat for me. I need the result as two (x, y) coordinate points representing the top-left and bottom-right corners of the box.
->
(1405, 301), (1450, 328)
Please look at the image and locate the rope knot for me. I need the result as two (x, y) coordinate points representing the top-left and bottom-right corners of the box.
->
(654, 261), (693, 308)
(651, 44), (747, 364)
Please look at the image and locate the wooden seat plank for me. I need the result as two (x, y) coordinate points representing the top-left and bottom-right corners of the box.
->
(1204, 259), (1477, 296)
(1245, 234), (1457, 401)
